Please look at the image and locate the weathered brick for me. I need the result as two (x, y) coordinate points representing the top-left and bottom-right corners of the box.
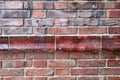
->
(3, 77), (32, 80)
(103, 2), (120, 9)
(10, 36), (55, 52)
(77, 60), (105, 67)
(0, 53), (24, 60)
(47, 11), (76, 18)
(55, 2), (68, 9)
(0, 1), (23, 9)
(33, 1), (44, 9)
(56, 36), (100, 51)
(48, 77), (75, 80)
(77, 10), (106, 18)
(26, 69), (54, 76)
(48, 60), (75, 67)
(48, 28), (77, 35)
(68, 2), (103, 10)
(107, 76), (120, 80)
(26, 53), (54, 60)
(99, 18), (120, 26)
(71, 68), (98, 75)
(55, 19), (68, 26)
(107, 60), (120, 67)
(33, 77), (47, 80)
(70, 52), (98, 59)
(25, 19), (53, 27)
(0, 69), (23, 76)
(3, 27), (32, 35)
(2, 10), (30, 18)
(109, 27), (120, 34)
(0, 37), (8, 50)
(34, 60), (47, 68)
(33, 10), (46, 18)
(79, 28), (107, 34)
(33, 28), (47, 35)
(100, 68), (120, 75)
(108, 11), (120, 18)
(102, 36), (120, 51)
(0, 19), (23, 27)
(78, 77), (105, 80)
(3, 61), (32, 68)
(69, 18), (98, 26)
(55, 69), (69, 75)
(55, 51), (69, 59)
(101, 51), (120, 59)
(44, 2), (53, 9)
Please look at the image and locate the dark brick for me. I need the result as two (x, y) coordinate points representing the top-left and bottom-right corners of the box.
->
(102, 36), (120, 51)
(69, 18), (98, 26)
(99, 18), (120, 26)
(56, 36), (100, 51)
(77, 10), (106, 18)
(0, 37), (8, 51)
(109, 27), (120, 34)
(2, 10), (30, 18)
(25, 19), (53, 27)
(10, 36), (55, 52)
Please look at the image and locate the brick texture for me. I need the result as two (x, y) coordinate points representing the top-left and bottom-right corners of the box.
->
(0, 0), (119, 79)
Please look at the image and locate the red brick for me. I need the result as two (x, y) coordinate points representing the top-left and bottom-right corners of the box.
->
(0, 1), (23, 9)
(26, 53), (54, 60)
(100, 68), (120, 75)
(10, 36), (55, 52)
(48, 60), (75, 68)
(107, 60), (120, 67)
(34, 60), (47, 68)
(26, 69), (53, 76)
(3, 61), (32, 68)
(47, 11), (76, 18)
(33, 1), (44, 9)
(33, 77), (47, 80)
(55, 19), (68, 26)
(57, 36), (100, 51)
(77, 60), (105, 67)
(71, 68), (98, 75)
(78, 77), (105, 80)
(0, 69), (23, 76)
(55, 51), (69, 59)
(55, 2), (68, 9)
(79, 28), (107, 34)
(70, 52), (98, 59)
(109, 27), (120, 34)
(48, 77), (75, 80)
(44, 2), (53, 9)
(102, 36), (120, 51)
(108, 11), (120, 18)
(0, 53), (24, 60)
(107, 76), (120, 80)
(0, 19), (23, 27)
(0, 62), (2, 68)
(55, 69), (69, 75)
(3, 77), (32, 80)
(33, 10), (46, 18)
(57, 28), (77, 35)
(101, 51), (120, 59)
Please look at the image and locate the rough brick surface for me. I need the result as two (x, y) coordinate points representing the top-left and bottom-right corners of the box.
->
(0, 0), (120, 79)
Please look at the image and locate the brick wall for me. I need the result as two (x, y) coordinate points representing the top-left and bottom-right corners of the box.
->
(0, 0), (120, 80)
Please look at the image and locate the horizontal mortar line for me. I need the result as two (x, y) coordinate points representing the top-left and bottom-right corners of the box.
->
(0, 34), (120, 37)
